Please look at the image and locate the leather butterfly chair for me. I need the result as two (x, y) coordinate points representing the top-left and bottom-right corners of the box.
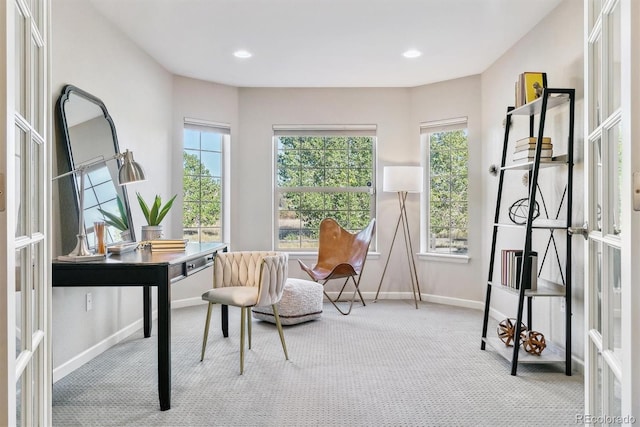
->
(298, 218), (376, 315)
(200, 251), (289, 374)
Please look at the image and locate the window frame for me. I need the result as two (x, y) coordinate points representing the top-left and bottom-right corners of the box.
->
(273, 125), (377, 252)
(420, 117), (470, 261)
(182, 119), (229, 244)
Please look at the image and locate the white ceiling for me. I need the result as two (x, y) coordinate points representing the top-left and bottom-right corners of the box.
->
(89, 0), (564, 88)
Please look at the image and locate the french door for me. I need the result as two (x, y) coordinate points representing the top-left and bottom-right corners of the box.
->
(585, 0), (639, 418)
(1, 0), (51, 425)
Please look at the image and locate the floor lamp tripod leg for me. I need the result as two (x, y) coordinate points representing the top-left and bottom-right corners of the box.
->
(398, 196), (419, 309)
(401, 200), (422, 301)
(373, 203), (404, 302)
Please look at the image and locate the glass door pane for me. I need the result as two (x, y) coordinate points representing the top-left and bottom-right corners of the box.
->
(590, 33), (602, 132)
(15, 125), (27, 237)
(607, 245), (622, 360)
(14, 5), (26, 117)
(31, 139), (42, 233)
(593, 136), (603, 232)
(606, 122), (622, 236)
(588, 0), (603, 32)
(593, 240), (603, 334)
(607, 1), (621, 113)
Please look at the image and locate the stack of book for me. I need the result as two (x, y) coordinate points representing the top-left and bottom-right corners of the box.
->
(149, 239), (188, 252)
(513, 137), (553, 162)
(501, 249), (537, 290)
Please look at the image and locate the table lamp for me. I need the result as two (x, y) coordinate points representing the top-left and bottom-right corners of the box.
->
(53, 149), (145, 261)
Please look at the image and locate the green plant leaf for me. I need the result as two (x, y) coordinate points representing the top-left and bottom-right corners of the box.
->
(154, 194), (177, 225)
(97, 208), (128, 231)
(148, 195), (161, 225)
(137, 192), (151, 224)
(116, 196), (128, 228)
(137, 192), (176, 226)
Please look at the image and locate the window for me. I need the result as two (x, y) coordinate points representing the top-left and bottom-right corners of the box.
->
(274, 125), (376, 250)
(421, 118), (469, 255)
(183, 121), (228, 243)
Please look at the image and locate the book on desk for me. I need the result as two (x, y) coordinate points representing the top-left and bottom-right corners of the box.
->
(149, 239), (188, 252)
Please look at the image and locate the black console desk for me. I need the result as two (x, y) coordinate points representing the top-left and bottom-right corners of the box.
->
(52, 242), (228, 411)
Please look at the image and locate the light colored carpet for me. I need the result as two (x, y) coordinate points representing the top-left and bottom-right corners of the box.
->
(52, 300), (583, 426)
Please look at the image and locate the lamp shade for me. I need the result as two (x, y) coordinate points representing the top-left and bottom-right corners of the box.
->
(118, 149), (146, 185)
(383, 166), (423, 193)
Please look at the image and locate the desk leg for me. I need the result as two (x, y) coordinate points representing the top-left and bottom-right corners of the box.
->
(221, 304), (229, 338)
(144, 286), (152, 338)
(158, 278), (171, 411)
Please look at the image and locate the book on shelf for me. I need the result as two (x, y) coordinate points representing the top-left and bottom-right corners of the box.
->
(514, 72), (548, 106)
(515, 143), (553, 152)
(501, 249), (537, 290)
(515, 136), (552, 148)
(512, 149), (553, 161)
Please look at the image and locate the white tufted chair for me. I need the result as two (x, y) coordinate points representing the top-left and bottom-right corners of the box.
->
(200, 251), (289, 374)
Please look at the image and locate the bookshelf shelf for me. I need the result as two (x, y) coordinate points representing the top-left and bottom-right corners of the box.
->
(501, 154), (569, 171)
(481, 87), (575, 376)
(482, 337), (566, 364)
(508, 92), (571, 116)
(488, 279), (566, 297)
(494, 219), (568, 230)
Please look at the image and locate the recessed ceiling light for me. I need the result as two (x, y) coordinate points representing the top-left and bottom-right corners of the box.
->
(233, 50), (253, 59)
(403, 49), (422, 59)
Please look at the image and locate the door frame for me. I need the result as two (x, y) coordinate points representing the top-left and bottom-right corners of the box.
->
(584, 0), (640, 417)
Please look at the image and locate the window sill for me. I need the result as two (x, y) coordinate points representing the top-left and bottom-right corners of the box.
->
(417, 253), (470, 264)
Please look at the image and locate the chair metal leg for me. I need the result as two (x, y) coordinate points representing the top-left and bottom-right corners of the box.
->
(272, 304), (289, 360)
(323, 276), (365, 315)
(240, 307), (246, 375)
(334, 277), (350, 300)
(200, 302), (213, 362)
(247, 306), (252, 350)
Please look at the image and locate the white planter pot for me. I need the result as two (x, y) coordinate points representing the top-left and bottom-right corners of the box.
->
(141, 225), (163, 241)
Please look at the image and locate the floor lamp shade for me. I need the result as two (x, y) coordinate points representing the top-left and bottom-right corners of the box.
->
(383, 166), (423, 193)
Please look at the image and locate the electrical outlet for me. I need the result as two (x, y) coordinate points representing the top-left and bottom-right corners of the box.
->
(86, 293), (93, 311)
(560, 298), (566, 313)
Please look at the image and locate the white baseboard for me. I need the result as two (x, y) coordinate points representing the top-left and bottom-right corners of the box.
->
(172, 297), (207, 310)
(53, 317), (149, 383)
(355, 291), (484, 311)
(53, 296), (206, 383)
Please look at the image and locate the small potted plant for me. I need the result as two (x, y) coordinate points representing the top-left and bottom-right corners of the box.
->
(98, 195), (132, 241)
(137, 192), (177, 241)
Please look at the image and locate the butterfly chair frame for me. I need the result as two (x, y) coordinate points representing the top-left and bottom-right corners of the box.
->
(298, 218), (376, 315)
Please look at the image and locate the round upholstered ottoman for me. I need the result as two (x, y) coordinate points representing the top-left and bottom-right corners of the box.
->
(252, 278), (323, 325)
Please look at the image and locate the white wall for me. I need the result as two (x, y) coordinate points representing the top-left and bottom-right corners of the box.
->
(480, 0), (584, 362)
(52, 0), (173, 372)
(410, 76), (483, 302)
(169, 76), (239, 302)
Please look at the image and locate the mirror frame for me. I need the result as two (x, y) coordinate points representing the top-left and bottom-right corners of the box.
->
(56, 84), (136, 244)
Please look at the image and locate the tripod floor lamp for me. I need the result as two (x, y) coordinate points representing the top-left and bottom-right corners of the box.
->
(53, 149), (145, 261)
(374, 166), (423, 308)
